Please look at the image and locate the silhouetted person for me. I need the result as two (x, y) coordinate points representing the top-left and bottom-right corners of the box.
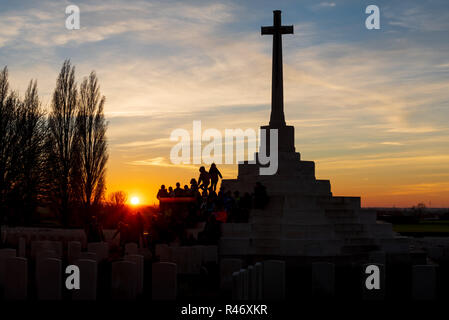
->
(112, 220), (130, 250)
(209, 163), (222, 192)
(157, 184), (168, 199)
(168, 186), (175, 197)
(190, 178), (198, 191)
(198, 166), (210, 193)
(85, 215), (105, 243)
(183, 185), (190, 196)
(174, 182), (183, 197)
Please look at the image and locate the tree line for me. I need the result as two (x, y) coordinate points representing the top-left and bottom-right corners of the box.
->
(0, 60), (108, 227)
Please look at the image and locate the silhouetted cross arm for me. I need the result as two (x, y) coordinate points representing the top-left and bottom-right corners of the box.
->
(261, 25), (293, 35)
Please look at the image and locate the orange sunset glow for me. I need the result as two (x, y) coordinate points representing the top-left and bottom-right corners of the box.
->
(2, 1), (449, 208)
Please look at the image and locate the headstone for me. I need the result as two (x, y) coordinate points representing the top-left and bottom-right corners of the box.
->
(31, 241), (62, 259)
(171, 247), (189, 274)
(155, 244), (170, 262)
(248, 265), (256, 300)
(111, 261), (137, 300)
(80, 252), (97, 261)
(4, 257), (27, 300)
(240, 269), (249, 300)
(125, 254), (144, 295)
(263, 260), (285, 300)
(0, 248), (16, 290)
(125, 243), (138, 256)
(36, 249), (58, 263)
(255, 262), (263, 300)
(87, 242), (109, 262)
(361, 263), (386, 300)
(18, 237), (26, 258)
(36, 258), (62, 300)
(232, 271), (242, 300)
(220, 258), (243, 290)
(312, 262), (335, 297)
(152, 262), (177, 300)
(412, 265), (437, 300)
(137, 247), (152, 260)
(73, 259), (97, 300)
(68, 241), (81, 264)
(190, 246), (204, 274)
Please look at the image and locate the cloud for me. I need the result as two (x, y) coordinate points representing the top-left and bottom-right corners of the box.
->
(311, 2), (336, 10)
(380, 142), (404, 146)
(2, 0), (449, 206)
(128, 156), (198, 170)
(386, 5), (449, 32)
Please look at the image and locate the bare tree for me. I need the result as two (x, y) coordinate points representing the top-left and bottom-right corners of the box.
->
(46, 60), (78, 226)
(0, 67), (21, 222)
(74, 71), (108, 215)
(12, 80), (46, 223)
(108, 191), (127, 208)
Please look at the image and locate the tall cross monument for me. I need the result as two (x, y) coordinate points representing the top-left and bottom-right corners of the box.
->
(262, 10), (293, 128)
(220, 11), (409, 259)
(261, 10), (295, 153)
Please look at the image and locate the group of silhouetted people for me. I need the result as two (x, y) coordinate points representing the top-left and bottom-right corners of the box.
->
(152, 162), (270, 245)
(157, 163), (223, 200)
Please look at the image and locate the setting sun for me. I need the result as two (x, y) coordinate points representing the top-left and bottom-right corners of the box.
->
(130, 196), (140, 205)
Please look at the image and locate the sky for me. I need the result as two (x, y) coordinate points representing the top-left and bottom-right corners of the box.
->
(1, 0), (448, 207)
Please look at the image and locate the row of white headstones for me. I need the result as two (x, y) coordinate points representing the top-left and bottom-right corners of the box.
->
(0, 240), (221, 300)
(227, 260), (439, 301)
(0, 241), (440, 300)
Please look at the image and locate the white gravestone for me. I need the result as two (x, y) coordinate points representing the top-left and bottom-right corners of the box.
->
(18, 237), (26, 258)
(31, 241), (62, 259)
(412, 265), (437, 300)
(263, 260), (285, 300)
(155, 244), (170, 262)
(87, 242), (109, 262)
(240, 269), (249, 300)
(171, 247), (189, 274)
(189, 246), (203, 274)
(248, 265), (256, 300)
(36, 258), (62, 300)
(125, 243), (138, 256)
(220, 258), (243, 291)
(125, 254), (144, 295)
(312, 262), (335, 297)
(152, 262), (177, 300)
(68, 241), (81, 264)
(255, 262), (263, 300)
(111, 261), (137, 300)
(73, 259), (97, 300)
(232, 271), (242, 300)
(4, 257), (28, 300)
(0, 248), (16, 290)
(80, 252), (97, 261)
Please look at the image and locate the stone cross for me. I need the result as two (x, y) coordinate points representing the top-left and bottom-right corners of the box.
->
(262, 10), (294, 128)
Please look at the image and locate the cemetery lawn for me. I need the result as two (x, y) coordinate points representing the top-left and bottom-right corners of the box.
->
(393, 220), (449, 233)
